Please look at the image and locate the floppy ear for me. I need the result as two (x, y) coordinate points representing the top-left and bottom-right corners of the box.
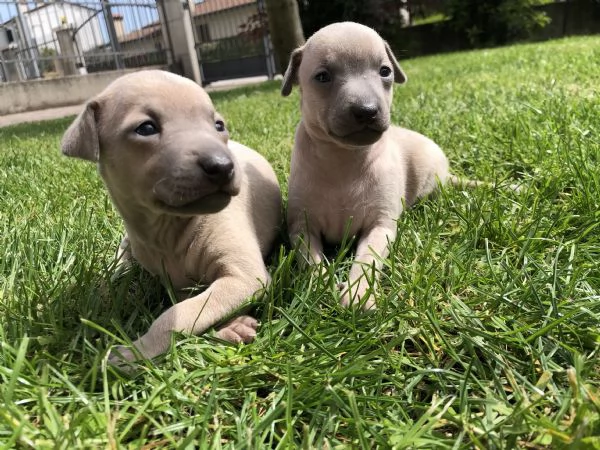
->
(384, 41), (407, 84)
(281, 45), (304, 97)
(61, 100), (100, 162)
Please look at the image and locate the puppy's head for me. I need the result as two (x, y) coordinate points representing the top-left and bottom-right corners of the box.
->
(62, 70), (240, 216)
(282, 22), (407, 148)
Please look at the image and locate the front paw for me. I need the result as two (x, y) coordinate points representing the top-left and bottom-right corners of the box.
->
(215, 315), (258, 344)
(338, 282), (377, 311)
(107, 332), (167, 369)
(107, 344), (142, 374)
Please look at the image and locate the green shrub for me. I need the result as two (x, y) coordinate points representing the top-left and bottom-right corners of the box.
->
(198, 35), (264, 62)
(444, 0), (550, 47)
(297, 0), (406, 38)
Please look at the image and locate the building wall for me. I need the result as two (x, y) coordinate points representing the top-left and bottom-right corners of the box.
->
(26, 4), (105, 53)
(195, 4), (257, 41)
(120, 33), (162, 53)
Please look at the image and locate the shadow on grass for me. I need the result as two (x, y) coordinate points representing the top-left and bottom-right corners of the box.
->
(0, 116), (75, 137)
(208, 80), (281, 103)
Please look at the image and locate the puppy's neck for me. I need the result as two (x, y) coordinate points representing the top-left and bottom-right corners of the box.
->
(111, 196), (194, 252)
(297, 121), (384, 167)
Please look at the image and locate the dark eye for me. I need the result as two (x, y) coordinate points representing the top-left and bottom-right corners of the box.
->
(314, 71), (331, 83)
(135, 121), (159, 136)
(380, 66), (392, 78)
(215, 120), (226, 132)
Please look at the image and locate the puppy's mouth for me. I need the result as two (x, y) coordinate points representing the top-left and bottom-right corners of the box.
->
(153, 181), (240, 215)
(330, 125), (387, 147)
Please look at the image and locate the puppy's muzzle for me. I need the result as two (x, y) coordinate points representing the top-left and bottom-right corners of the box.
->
(198, 154), (235, 186)
(329, 100), (389, 146)
(351, 102), (379, 124)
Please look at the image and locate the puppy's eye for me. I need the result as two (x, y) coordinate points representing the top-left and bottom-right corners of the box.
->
(379, 66), (392, 78)
(135, 121), (159, 136)
(215, 120), (226, 132)
(314, 71), (331, 83)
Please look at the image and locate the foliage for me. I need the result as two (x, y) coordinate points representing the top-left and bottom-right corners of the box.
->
(443, 0), (551, 47)
(238, 10), (269, 42)
(197, 36), (264, 62)
(1, 36), (600, 447)
(297, 0), (407, 38)
(38, 47), (57, 76)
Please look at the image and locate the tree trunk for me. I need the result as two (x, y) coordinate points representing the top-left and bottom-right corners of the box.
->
(264, 0), (305, 73)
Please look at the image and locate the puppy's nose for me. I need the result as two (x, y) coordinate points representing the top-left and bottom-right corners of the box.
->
(351, 103), (379, 123)
(198, 155), (235, 185)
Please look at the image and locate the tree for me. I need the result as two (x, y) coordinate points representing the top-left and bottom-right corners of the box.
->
(264, 0), (305, 73)
(297, 0), (407, 39)
(443, 0), (550, 47)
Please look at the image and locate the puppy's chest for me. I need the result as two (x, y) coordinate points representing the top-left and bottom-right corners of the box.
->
(133, 247), (195, 289)
(312, 176), (400, 242)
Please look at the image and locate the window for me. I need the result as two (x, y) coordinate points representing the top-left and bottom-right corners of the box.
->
(196, 23), (210, 43)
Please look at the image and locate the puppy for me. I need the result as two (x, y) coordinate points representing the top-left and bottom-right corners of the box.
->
(62, 70), (281, 364)
(282, 22), (449, 310)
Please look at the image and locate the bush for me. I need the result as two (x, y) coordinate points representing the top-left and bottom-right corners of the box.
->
(198, 36), (264, 62)
(297, 0), (407, 38)
(444, 0), (550, 47)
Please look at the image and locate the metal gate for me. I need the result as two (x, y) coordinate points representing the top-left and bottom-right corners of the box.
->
(191, 0), (275, 85)
(0, 0), (170, 82)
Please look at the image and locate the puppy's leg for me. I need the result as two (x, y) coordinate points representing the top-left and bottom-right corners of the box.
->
(288, 206), (324, 266)
(293, 231), (324, 266)
(340, 223), (396, 310)
(111, 234), (133, 282)
(109, 271), (267, 364)
(447, 175), (522, 192)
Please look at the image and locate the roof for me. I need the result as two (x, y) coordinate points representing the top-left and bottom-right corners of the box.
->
(119, 23), (162, 43)
(23, 1), (96, 14)
(118, 0), (257, 43)
(194, 0), (255, 16)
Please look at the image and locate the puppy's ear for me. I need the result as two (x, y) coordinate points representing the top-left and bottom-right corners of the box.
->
(384, 41), (407, 84)
(281, 46), (304, 97)
(61, 100), (100, 162)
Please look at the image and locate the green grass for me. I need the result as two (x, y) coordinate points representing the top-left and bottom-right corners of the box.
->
(1, 35), (599, 448)
(411, 12), (446, 26)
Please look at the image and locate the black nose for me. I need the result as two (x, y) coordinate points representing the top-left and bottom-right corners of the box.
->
(198, 155), (234, 185)
(351, 103), (379, 123)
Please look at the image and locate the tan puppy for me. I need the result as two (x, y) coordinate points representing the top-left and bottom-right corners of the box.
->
(282, 22), (449, 310)
(62, 70), (281, 364)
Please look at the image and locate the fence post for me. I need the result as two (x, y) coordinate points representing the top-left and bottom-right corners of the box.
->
(257, 0), (276, 80)
(1, 48), (24, 82)
(101, 0), (125, 70)
(16, 0), (41, 79)
(54, 26), (78, 76)
(157, 0), (202, 84)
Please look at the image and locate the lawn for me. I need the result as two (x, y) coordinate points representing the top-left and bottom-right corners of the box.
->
(1, 35), (599, 448)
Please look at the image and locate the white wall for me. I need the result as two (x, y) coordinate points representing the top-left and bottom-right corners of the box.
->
(25, 4), (105, 53)
(196, 4), (257, 40)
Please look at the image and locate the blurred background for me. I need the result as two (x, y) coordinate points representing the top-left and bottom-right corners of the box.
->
(0, 0), (598, 114)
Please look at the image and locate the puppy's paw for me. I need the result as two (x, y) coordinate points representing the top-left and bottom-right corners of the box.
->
(215, 315), (258, 344)
(338, 282), (377, 311)
(110, 259), (133, 283)
(107, 345), (141, 374)
(310, 263), (331, 282)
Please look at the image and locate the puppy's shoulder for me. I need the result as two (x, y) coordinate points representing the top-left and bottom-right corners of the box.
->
(228, 140), (272, 169)
(388, 126), (444, 155)
(388, 125), (435, 144)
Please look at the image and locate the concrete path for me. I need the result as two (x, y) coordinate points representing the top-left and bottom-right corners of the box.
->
(0, 75), (278, 128)
(0, 104), (84, 128)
